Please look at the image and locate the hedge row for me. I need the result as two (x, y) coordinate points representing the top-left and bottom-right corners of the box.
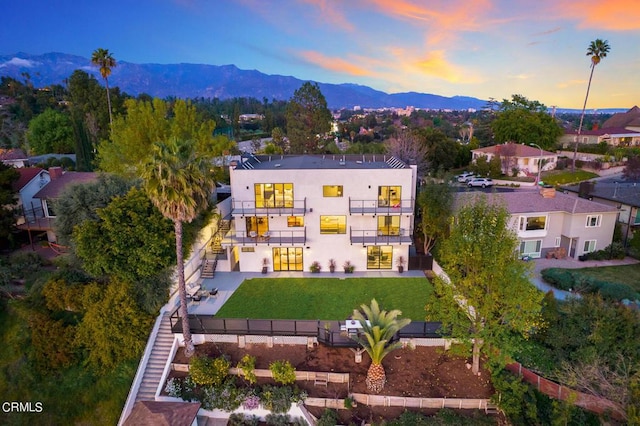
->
(540, 268), (639, 301)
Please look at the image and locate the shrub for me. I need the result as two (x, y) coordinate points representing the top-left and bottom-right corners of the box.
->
(228, 413), (260, 426)
(200, 378), (243, 411)
(265, 414), (290, 426)
(237, 354), (257, 384)
(540, 268), (575, 290)
(9, 251), (47, 276)
(598, 282), (639, 301)
(309, 261), (321, 273)
(241, 391), (261, 410)
(164, 377), (182, 398)
(189, 355), (230, 386)
(317, 409), (338, 426)
(269, 359), (296, 385)
(259, 385), (306, 413)
(580, 243), (626, 261)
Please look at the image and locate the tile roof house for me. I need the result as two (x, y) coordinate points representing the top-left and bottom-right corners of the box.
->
(11, 167), (50, 225)
(123, 401), (200, 426)
(0, 148), (29, 168)
(456, 187), (618, 259)
(219, 154), (417, 272)
(24, 167), (98, 242)
(471, 143), (557, 178)
(560, 106), (640, 147)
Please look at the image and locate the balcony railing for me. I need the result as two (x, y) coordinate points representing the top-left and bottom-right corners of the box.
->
(349, 228), (412, 245)
(222, 228), (307, 246)
(349, 198), (414, 215)
(231, 198), (307, 216)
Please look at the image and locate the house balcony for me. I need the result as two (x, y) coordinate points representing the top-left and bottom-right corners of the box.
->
(349, 198), (414, 215)
(222, 228), (307, 246)
(349, 228), (412, 245)
(231, 198), (307, 217)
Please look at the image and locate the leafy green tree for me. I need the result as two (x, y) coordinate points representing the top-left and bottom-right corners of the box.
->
(416, 179), (454, 255)
(415, 128), (459, 172)
(97, 98), (226, 178)
(427, 195), (543, 374)
(26, 108), (75, 154)
(573, 39), (611, 171)
(623, 156), (640, 180)
(0, 162), (19, 246)
(53, 173), (133, 246)
(91, 48), (117, 125)
(141, 138), (215, 357)
(285, 82), (332, 154)
(72, 188), (176, 310)
(75, 279), (154, 371)
(491, 95), (563, 150)
(351, 299), (411, 393)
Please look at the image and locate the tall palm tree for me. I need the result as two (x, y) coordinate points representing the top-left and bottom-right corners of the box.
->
(91, 48), (117, 125)
(572, 39), (610, 172)
(351, 299), (411, 393)
(141, 138), (214, 357)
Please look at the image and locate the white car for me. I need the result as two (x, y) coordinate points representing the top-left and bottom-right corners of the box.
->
(456, 172), (475, 183)
(467, 177), (493, 188)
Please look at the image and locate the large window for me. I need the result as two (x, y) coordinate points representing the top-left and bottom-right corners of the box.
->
(273, 247), (303, 271)
(519, 240), (542, 258)
(246, 217), (269, 236)
(377, 216), (400, 236)
(378, 186), (401, 207)
(585, 215), (602, 228)
(323, 185), (343, 197)
(254, 183), (293, 208)
(287, 216), (304, 227)
(583, 240), (597, 253)
(519, 216), (546, 231)
(320, 216), (346, 234)
(367, 246), (393, 269)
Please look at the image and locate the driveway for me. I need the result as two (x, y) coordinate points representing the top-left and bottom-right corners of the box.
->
(528, 256), (639, 300)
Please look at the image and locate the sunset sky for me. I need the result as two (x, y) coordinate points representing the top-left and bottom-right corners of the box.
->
(2, 0), (638, 109)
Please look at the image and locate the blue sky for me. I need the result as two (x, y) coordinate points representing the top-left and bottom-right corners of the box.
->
(1, 0), (638, 109)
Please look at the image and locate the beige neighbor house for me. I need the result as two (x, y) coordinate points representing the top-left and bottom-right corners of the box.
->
(560, 106), (640, 147)
(219, 154), (417, 273)
(457, 187), (618, 260)
(471, 143), (557, 178)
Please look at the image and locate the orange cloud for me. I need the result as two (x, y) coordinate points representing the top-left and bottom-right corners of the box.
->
(297, 50), (373, 76)
(412, 50), (465, 83)
(552, 0), (640, 31)
(296, 0), (354, 31)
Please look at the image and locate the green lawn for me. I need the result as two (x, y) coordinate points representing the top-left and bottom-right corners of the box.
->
(570, 263), (640, 292)
(540, 169), (599, 186)
(215, 277), (433, 321)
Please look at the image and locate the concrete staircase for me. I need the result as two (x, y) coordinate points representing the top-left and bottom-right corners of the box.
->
(135, 313), (174, 402)
(210, 220), (230, 255)
(200, 258), (217, 279)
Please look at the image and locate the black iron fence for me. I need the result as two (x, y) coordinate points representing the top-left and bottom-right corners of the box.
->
(170, 310), (443, 348)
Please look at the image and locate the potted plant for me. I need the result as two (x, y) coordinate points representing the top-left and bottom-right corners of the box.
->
(310, 261), (321, 273)
(396, 256), (405, 273)
(261, 258), (269, 274)
(328, 259), (336, 273)
(343, 260), (355, 274)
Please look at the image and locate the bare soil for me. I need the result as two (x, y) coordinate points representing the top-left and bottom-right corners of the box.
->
(172, 342), (496, 424)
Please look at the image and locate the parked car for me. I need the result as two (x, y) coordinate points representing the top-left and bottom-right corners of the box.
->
(467, 177), (494, 188)
(456, 172), (475, 183)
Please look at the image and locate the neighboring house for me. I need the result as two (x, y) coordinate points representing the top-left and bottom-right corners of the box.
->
(561, 179), (640, 248)
(123, 401), (200, 426)
(457, 187), (618, 260)
(25, 167), (97, 242)
(0, 148), (29, 168)
(559, 127), (640, 148)
(560, 106), (640, 147)
(11, 167), (51, 225)
(471, 143), (557, 177)
(219, 154), (417, 272)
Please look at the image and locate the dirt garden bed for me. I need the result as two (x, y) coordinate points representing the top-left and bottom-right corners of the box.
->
(170, 342), (496, 423)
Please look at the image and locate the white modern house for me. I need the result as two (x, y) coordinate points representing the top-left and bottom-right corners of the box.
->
(12, 167), (50, 225)
(219, 154), (417, 272)
(457, 187), (618, 260)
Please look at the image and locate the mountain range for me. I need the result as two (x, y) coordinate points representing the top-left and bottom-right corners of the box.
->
(0, 52), (489, 110)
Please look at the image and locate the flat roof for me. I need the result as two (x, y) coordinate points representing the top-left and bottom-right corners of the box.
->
(234, 154), (409, 170)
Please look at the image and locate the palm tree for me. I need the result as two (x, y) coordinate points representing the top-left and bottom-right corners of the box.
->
(350, 299), (411, 393)
(91, 48), (117, 125)
(141, 138), (214, 357)
(572, 39), (610, 172)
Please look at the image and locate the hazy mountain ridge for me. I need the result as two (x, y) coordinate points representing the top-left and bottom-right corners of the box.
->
(0, 52), (625, 112)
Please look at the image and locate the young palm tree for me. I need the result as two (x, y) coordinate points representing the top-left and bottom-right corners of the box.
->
(91, 48), (117, 125)
(351, 299), (411, 393)
(572, 39), (610, 172)
(141, 138), (214, 357)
